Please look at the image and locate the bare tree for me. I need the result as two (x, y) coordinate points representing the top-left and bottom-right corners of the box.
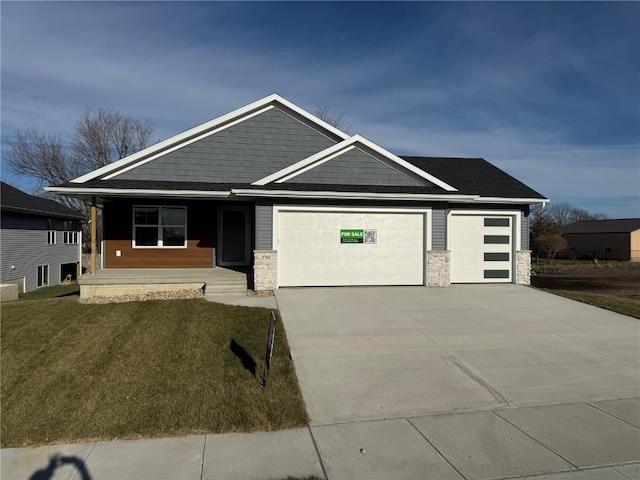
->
(314, 104), (350, 132)
(545, 202), (608, 228)
(6, 108), (154, 250)
(5, 130), (75, 192)
(7, 108), (153, 192)
(535, 234), (568, 265)
(73, 108), (153, 172)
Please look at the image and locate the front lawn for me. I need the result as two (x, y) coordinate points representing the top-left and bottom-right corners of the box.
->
(1, 297), (308, 447)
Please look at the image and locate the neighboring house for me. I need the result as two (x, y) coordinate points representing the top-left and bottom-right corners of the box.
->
(47, 94), (548, 297)
(562, 218), (640, 261)
(1, 182), (84, 292)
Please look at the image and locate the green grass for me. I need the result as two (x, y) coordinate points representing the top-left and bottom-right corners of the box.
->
(19, 283), (80, 301)
(1, 297), (308, 447)
(537, 288), (640, 319)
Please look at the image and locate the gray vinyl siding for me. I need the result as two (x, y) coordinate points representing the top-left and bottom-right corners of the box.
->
(255, 201), (273, 250)
(521, 211), (530, 250)
(288, 147), (425, 187)
(116, 107), (338, 183)
(431, 207), (447, 250)
(0, 213), (81, 292)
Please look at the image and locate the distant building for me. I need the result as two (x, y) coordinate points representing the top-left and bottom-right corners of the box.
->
(1, 182), (85, 292)
(562, 218), (640, 261)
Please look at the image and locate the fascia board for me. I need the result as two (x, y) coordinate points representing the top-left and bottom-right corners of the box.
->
(473, 196), (550, 205)
(45, 186), (231, 198)
(232, 188), (476, 201)
(71, 93), (350, 184)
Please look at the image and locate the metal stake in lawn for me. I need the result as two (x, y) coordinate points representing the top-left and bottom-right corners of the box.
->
(261, 311), (276, 388)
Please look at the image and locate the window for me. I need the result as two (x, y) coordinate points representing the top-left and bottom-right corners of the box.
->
(64, 231), (79, 244)
(484, 217), (510, 227)
(37, 265), (49, 287)
(133, 206), (186, 248)
(47, 219), (56, 245)
(484, 269), (509, 279)
(484, 235), (510, 244)
(63, 220), (80, 244)
(484, 252), (510, 261)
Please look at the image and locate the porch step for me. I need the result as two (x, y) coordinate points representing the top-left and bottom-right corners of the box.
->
(203, 283), (247, 294)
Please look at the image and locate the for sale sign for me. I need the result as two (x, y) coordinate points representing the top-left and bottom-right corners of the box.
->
(340, 229), (363, 243)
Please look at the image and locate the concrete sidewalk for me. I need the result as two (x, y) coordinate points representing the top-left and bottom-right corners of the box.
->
(3, 399), (638, 480)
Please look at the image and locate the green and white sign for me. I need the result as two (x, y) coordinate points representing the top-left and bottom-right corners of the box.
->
(340, 229), (377, 244)
(340, 229), (363, 243)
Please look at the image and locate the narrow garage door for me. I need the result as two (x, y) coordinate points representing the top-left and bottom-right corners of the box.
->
(277, 210), (425, 287)
(450, 214), (513, 283)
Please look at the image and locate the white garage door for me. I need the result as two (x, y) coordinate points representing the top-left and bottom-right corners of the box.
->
(277, 210), (425, 287)
(450, 214), (513, 283)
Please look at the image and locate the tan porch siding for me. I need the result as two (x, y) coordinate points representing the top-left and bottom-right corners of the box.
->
(103, 200), (215, 268)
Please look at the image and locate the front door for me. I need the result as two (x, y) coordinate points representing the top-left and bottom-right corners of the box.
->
(217, 206), (251, 266)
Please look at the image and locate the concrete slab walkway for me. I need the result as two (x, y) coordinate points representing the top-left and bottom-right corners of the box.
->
(2, 400), (638, 479)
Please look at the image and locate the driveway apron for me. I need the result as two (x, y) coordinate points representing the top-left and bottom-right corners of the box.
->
(276, 285), (640, 426)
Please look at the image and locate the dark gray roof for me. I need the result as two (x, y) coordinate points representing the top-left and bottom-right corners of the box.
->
(562, 218), (640, 234)
(1, 181), (85, 220)
(60, 156), (547, 201)
(401, 157), (547, 199)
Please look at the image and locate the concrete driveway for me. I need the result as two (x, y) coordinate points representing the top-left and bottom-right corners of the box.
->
(276, 285), (640, 425)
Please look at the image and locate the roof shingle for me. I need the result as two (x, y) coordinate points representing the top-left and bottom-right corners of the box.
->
(1, 181), (85, 220)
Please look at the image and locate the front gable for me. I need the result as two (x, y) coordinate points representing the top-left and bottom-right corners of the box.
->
(109, 106), (341, 184)
(286, 146), (425, 187)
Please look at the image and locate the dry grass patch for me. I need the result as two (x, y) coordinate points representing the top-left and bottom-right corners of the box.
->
(1, 297), (308, 447)
(536, 289), (640, 319)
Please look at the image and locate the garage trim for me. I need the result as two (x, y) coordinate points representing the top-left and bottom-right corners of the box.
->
(273, 205), (432, 287)
(447, 209), (522, 284)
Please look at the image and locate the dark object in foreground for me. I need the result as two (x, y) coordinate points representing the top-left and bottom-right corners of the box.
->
(262, 311), (277, 387)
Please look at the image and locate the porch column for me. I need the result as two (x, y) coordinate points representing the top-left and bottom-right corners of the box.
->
(91, 196), (97, 274)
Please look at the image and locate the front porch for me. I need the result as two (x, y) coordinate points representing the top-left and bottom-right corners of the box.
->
(79, 267), (249, 300)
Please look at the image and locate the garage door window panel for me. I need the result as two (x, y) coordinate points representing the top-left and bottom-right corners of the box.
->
(484, 270), (510, 279)
(484, 218), (510, 227)
(484, 235), (510, 244)
(484, 252), (510, 261)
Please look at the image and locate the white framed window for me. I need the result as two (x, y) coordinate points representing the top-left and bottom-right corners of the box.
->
(133, 206), (187, 248)
(64, 231), (79, 244)
(63, 220), (80, 244)
(37, 265), (49, 288)
(46, 219), (56, 245)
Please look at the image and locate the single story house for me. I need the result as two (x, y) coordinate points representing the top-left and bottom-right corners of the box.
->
(562, 218), (640, 261)
(48, 94), (548, 298)
(1, 181), (84, 292)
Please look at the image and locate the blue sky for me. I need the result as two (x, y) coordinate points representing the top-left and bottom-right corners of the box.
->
(2, 1), (639, 217)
